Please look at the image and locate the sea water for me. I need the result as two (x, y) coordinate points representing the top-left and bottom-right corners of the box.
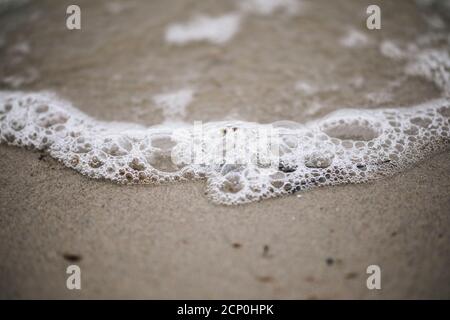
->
(0, 0), (449, 204)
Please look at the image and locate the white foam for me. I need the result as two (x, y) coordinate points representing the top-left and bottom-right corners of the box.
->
(1, 67), (39, 88)
(1, 91), (449, 205)
(237, 0), (301, 15)
(165, 14), (241, 45)
(380, 40), (405, 61)
(339, 29), (369, 48)
(164, 0), (302, 46)
(153, 89), (194, 123)
(295, 81), (340, 95)
(406, 49), (450, 96)
(294, 82), (319, 96)
(366, 91), (393, 104)
(377, 34), (450, 97)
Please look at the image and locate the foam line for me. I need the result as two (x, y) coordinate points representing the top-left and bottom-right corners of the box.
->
(1, 91), (449, 204)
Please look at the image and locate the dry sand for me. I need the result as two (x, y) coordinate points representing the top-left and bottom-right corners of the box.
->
(0, 0), (449, 299)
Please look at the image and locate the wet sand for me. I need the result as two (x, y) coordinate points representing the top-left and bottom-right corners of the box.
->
(0, 0), (449, 298)
(0, 146), (449, 299)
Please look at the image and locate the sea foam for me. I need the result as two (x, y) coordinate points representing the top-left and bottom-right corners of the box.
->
(165, 14), (241, 45)
(237, 0), (302, 15)
(153, 88), (194, 123)
(1, 91), (449, 205)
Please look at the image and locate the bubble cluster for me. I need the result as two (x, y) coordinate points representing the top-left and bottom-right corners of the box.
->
(205, 101), (450, 204)
(1, 91), (449, 205)
(406, 49), (450, 96)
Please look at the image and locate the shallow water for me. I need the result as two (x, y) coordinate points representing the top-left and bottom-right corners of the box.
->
(0, 0), (449, 204)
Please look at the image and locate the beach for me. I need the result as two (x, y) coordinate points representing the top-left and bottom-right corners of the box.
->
(0, 0), (449, 299)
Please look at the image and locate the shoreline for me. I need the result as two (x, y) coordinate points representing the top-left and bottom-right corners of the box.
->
(0, 0), (449, 299)
(0, 144), (449, 299)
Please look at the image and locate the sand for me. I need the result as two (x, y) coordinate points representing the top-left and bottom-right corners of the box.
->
(0, 0), (449, 299)
(1, 146), (449, 299)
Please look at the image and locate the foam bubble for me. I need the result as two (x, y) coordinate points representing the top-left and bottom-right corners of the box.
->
(377, 33), (450, 98)
(165, 14), (241, 45)
(1, 91), (449, 205)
